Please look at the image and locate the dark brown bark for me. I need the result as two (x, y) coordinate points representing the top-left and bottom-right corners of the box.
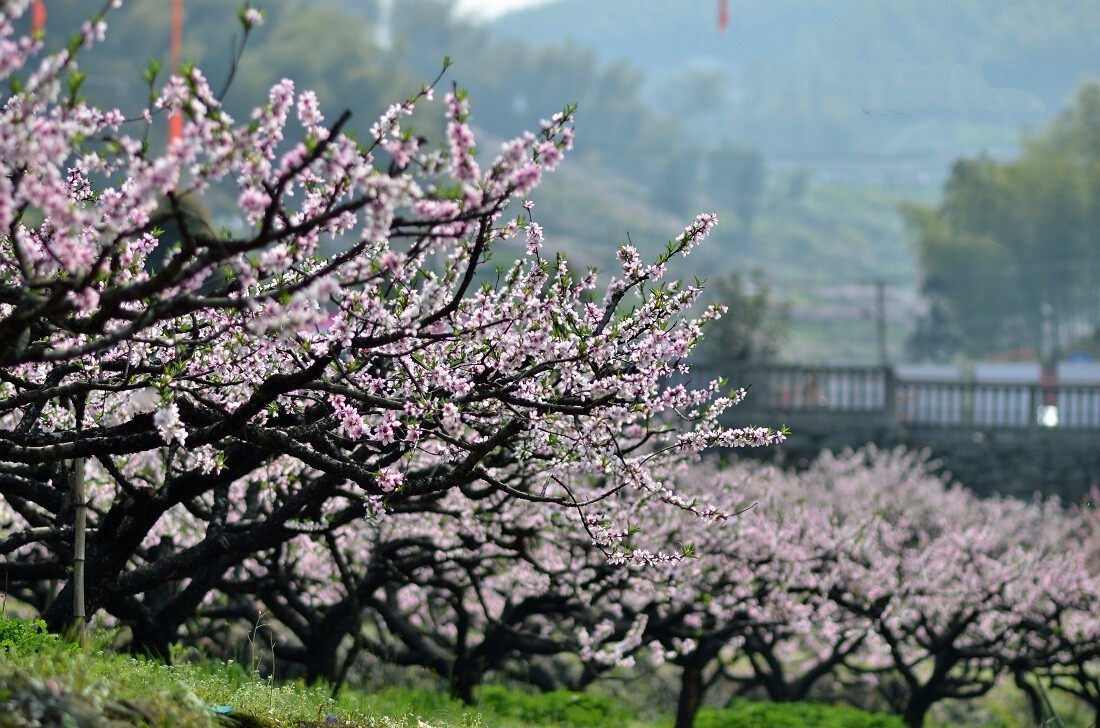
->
(449, 657), (483, 705)
(1013, 670), (1046, 727)
(902, 695), (933, 728)
(675, 664), (705, 728)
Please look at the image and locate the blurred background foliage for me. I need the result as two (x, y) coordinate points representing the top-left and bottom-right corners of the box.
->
(26, 0), (1100, 364)
(903, 84), (1100, 361)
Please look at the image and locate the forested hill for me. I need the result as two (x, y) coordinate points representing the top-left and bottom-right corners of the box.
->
(491, 0), (1100, 160)
(490, 0), (845, 81)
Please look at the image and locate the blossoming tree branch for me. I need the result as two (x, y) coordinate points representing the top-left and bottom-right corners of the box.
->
(0, 0), (782, 633)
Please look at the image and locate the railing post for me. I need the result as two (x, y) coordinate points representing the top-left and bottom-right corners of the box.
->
(1027, 384), (1038, 432)
(883, 365), (896, 425)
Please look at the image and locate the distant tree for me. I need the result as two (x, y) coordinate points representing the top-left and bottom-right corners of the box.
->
(657, 150), (702, 216)
(905, 299), (962, 362)
(905, 81), (1100, 360)
(694, 269), (789, 375)
(656, 67), (734, 119)
(704, 146), (765, 232)
(385, 1), (711, 213)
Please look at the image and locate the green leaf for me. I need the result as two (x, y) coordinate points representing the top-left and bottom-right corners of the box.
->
(67, 70), (86, 96)
(142, 59), (163, 84)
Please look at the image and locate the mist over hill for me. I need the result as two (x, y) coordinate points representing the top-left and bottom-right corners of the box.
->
(491, 0), (1100, 167)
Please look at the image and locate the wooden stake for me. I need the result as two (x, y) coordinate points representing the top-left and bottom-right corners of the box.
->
(69, 458), (87, 638)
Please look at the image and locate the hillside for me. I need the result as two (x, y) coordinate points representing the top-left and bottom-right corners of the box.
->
(491, 0), (1100, 164)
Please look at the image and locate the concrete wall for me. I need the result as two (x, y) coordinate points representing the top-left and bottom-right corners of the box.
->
(730, 406), (1099, 502)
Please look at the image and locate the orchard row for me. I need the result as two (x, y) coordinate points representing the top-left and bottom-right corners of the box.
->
(0, 6), (1096, 728)
(143, 448), (1100, 728)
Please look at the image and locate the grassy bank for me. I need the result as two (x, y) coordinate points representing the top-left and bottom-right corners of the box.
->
(0, 617), (1089, 727)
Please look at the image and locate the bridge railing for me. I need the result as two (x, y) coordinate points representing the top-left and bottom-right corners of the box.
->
(734, 364), (1100, 430)
(745, 365), (887, 412)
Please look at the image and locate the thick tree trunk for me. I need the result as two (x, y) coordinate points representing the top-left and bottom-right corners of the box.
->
(528, 660), (569, 692)
(43, 501), (166, 632)
(449, 658), (481, 705)
(304, 630), (344, 686)
(331, 631), (363, 699)
(675, 664), (705, 728)
(1012, 670), (1045, 727)
(130, 617), (173, 662)
(902, 694), (933, 728)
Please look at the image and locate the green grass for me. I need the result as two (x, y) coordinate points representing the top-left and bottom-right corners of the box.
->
(339, 685), (642, 728)
(696, 700), (904, 728)
(0, 617), (434, 727)
(1, 617), (1094, 727)
(0, 628), (224, 727)
(475, 685), (639, 727)
(339, 686), (487, 727)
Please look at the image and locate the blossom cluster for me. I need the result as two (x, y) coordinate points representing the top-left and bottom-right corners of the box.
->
(0, 3), (780, 640)
(176, 446), (1100, 727)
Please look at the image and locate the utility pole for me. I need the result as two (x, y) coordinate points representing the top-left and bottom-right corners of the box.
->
(862, 279), (889, 366)
(875, 280), (887, 365)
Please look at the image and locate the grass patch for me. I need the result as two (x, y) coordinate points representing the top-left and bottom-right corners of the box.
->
(0, 617), (444, 727)
(474, 685), (637, 727)
(339, 685), (638, 728)
(696, 699), (905, 728)
(1, 617), (1094, 727)
(338, 686), (485, 727)
(0, 621), (221, 727)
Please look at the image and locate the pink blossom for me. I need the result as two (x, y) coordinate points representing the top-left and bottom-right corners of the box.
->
(242, 7), (264, 28)
(377, 467), (404, 493)
(153, 401), (186, 446)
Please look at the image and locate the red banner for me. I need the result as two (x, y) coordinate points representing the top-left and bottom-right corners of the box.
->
(32, 0), (47, 33)
(168, 0), (183, 144)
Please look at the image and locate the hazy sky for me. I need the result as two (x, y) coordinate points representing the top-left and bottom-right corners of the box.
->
(455, 0), (557, 21)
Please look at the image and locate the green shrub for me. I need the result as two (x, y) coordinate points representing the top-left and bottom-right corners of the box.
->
(696, 699), (905, 728)
(475, 685), (637, 727)
(0, 617), (67, 655)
